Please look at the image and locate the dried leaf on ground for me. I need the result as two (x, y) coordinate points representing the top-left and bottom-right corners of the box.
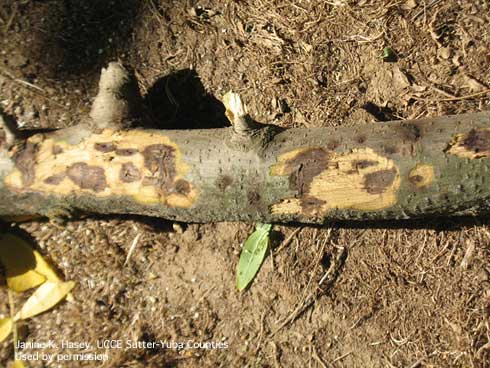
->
(0, 317), (12, 343)
(15, 281), (75, 321)
(0, 234), (47, 292)
(13, 359), (26, 368)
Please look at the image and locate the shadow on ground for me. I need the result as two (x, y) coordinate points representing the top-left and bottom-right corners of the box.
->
(8, 0), (143, 79)
(144, 69), (229, 129)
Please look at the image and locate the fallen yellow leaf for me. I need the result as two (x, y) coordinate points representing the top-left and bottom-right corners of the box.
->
(13, 359), (26, 368)
(15, 281), (75, 321)
(0, 317), (12, 343)
(32, 249), (61, 282)
(0, 234), (47, 292)
(6, 271), (46, 293)
(0, 233), (61, 292)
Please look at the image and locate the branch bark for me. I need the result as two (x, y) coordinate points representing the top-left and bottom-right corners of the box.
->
(1, 65), (490, 224)
(89, 62), (142, 130)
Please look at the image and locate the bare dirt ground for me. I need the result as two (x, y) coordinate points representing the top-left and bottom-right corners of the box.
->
(1, 0), (490, 367)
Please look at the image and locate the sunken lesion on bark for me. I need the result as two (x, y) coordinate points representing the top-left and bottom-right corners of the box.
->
(44, 172), (66, 185)
(397, 121), (423, 142)
(364, 168), (397, 194)
(115, 148), (138, 156)
(66, 162), (107, 193)
(11, 141), (38, 187)
(216, 175), (233, 191)
(3, 130), (198, 209)
(94, 142), (116, 152)
(142, 144), (177, 192)
(119, 162), (141, 183)
(270, 147), (400, 216)
(408, 164), (434, 189)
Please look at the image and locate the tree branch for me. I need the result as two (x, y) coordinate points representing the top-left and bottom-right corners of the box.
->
(1, 63), (490, 224)
(0, 109), (19, 148)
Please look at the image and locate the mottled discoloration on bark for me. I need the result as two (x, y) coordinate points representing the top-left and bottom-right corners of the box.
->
(216, 175), (233, 190)
(281, 148), (331, 194)
(142, 144), (176, 192)
(446, 128), (490, 159)
(0, 130), (6, 147)
(52, 145), (63, 155)
(301, 196), (327, 216)
(115, 148), (137, 156)
(356, 135), (366, 144)
(408, 164), (434, 188)
(363, 168), (397, 194)
(327, 140), (340, 150)
(120, 162), (141, 183)
(247, 190), (261, 208)
(174, 179), (191, 196)
(3, 129), (198, 208)
(67, 162), (107, 192)
(271, 147), (400, 215)
(94, 142), (116, 152)
(13, 142), (38, 186)
(383, 145), (399, 155)
(44, 172), (66, 185)
(398, 122), (422, 142)
(352, 160), (378, 170)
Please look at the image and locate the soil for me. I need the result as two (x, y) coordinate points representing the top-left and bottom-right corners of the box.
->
(1, 0), (490, 367)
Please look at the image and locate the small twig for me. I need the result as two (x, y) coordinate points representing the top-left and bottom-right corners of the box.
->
(164, 78), (179, 109)
(325, 0), (347, 6)
(431, 88), (490, 101)
(0, 66), (50, 97)
(124, 233), (142, 266)
(476, 340), (490, 358)
(270, 341), (281, 368)
(429, 84), (457, 99)
(460, 239), (476, 270)
(222, 91), (261, 137)
(312, 346), (328, 368)
(13, 78), (45, 93)
(318, 245), (345, 286)
(428, 8), (443, 47)
(342, 31), (385, 43)
(481, 227), (490, 241)
(191, 285), (216, 310)
(275, 227), (302, 254)
(446, 240), (458, 266)
(408, 357), (424, 368)
(431, 239), (451, 263)
(4, 2), (17, 33)
(332, 351), (351, 363)
(411, 0), (443, 21)
(254, 309), (268, 354)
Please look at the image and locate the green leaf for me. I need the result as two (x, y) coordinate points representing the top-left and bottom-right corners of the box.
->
(379, 46), (395, 60)
(236, 224), (272, 291)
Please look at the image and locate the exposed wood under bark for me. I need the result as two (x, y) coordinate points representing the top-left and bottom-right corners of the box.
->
(1, 63), (490, 224)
